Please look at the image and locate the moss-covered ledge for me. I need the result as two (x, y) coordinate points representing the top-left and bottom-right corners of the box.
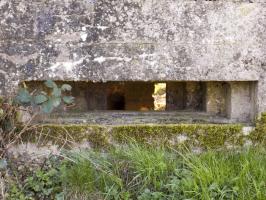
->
(249, 113), (266, 145)
(19, 123), (253, 150)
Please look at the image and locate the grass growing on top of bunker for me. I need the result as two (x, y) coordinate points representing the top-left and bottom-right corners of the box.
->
(6, 145), (266, 200)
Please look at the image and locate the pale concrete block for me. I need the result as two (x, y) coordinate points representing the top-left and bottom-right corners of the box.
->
(227, 82), (257, 122)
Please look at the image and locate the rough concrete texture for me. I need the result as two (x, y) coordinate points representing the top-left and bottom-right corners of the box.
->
(206, 82), (228, 116)
(227, 82), (257, 122)
(166, 82), (186, 110)
(41, 111), (239, 125)
(185, 82), (205, 110)
(166, 82), (205, 111)
(0, 0), (265, 117)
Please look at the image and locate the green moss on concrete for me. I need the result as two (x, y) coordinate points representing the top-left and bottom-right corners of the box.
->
(22, 123), (244, 149)
(196, 125), (244, 148)
(250, 113), (266, 144)
(24, 125), (109, 148)
(111, 124), (243, 149)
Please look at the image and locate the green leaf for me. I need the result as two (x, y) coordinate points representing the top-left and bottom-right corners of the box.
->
(61, 84), (72, 91)
(63, 96), (75, 104)
(51, 97), (61, 107)
(16, 88), (32, 104)
(52, 87), (62, 97)
(44, 80), (57, 88)
(40, 96), (61, 113)
(41, 99), (54, 113)
(34, 95), (48, 105)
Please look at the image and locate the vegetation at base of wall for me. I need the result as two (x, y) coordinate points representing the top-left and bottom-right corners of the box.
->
(0, 80), (75, 166)
(6, 155), (64, 200)
(250, 113), (266, 144)
(0, 97), (27, 158)
(22, 123), (244, 149)
(22, 125), (109, 148)
(5, 146), (266, 200)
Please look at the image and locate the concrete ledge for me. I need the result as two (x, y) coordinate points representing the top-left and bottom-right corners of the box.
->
(38, 111), (254, 125)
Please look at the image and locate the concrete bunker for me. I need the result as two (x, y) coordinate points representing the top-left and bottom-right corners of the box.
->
(0, 0), (264, 125)
(24, 81), (257, 124)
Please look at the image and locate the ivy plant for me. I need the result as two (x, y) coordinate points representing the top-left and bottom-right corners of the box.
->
(15, 80), (75, 113)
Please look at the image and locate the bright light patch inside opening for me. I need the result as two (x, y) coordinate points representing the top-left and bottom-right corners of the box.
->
(153, 83), (166, 111)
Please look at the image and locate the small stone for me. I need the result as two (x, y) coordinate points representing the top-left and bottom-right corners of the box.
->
(242, 126), (255, 136)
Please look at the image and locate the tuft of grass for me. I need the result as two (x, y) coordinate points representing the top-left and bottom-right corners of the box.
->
(178, 147), (266, 200)
(111, 143), (179, 198)
(60, 146), (266, 200)
(60, 151), (125, 200)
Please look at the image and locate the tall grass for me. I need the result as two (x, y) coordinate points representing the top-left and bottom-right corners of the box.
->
(61, 145), (266, 200)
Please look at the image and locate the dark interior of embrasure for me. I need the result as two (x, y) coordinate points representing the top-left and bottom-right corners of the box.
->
(23, 81), (257, 124)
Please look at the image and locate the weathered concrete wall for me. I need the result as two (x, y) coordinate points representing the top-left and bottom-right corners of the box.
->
(206, 82), (228, 116)
(227, 82), (257, 122)
(166, 82), (205, 111)
(185, 82), (205, 111)
(166, 82), (186, 110)
(0, 0), (265, 114)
